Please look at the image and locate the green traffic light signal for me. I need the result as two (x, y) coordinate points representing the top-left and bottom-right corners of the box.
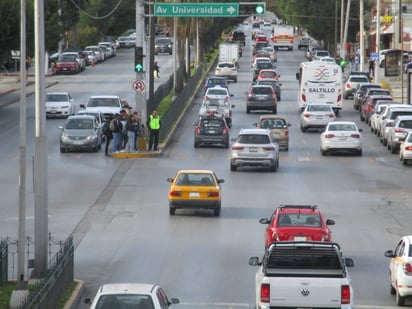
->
(134, 47), (144, 72)
(255, 5), (264, 14)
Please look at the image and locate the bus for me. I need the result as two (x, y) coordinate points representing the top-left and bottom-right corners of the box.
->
(296, 61), (343, 115)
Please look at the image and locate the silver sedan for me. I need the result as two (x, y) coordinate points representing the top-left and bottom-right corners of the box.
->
(300, 103), (336, 132)
(320, 121), (363, 156)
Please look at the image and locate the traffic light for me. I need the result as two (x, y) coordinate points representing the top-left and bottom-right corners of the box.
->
(239, 2), (265, 16)
(134, 47), (144, 72)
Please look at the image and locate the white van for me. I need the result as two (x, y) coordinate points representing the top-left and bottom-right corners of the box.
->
(296, 61), (343, 115)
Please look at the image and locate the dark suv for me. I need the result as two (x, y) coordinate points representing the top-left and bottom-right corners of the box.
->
(229, 30), (246, 46)
(193, 113), (230, 148)
(246, 85), (277, 114)
(154, 38), (173, 55)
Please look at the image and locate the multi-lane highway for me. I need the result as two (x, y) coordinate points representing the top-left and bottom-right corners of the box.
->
(0, 20), (411, 309)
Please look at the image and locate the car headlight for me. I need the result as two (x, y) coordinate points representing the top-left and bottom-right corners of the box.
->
(61, 132), (70, 142)
(86, 134), (98, 141)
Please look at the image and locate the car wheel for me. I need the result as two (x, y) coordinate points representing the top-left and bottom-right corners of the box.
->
(272, 107), (277, 114)
(390, 284), (396, 295)
(277, 95), (281, 101)
(270, 160), (278, 172)
(214, 205), (221, 216)
(300, 125), (306, 132)
(230, 163), (237, 171)
(321, 149), (327, 156)
(224, 142), (229, 149)
(169, 206), (176, 215)
(358, 149), (363, 156)
(391, 144), (397, 154)
(402, 157), (408, 165)
(194, 141), (199, 148)
(383, 138), (388, 146)
(246, 107), (250, 114)
(396, 288), (406, 306)
(60, 147), (65, 153)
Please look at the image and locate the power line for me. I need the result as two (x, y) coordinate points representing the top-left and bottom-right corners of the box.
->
(69, 0), (124, 19)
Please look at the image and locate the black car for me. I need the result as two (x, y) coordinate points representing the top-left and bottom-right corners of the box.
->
(256, 78), (282, 101)
(246, 85), (277, 114)
(229, 30), (246, 46)
(193, 113), (230, 148)
(155, 38), (173, 55)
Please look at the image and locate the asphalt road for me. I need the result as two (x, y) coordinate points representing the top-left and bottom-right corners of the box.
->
(1, 22), (411, 309)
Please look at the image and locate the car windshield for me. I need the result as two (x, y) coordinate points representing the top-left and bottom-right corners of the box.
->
(260, 119), (286, 129)
(47, 94), (68, 102)
(278, 214), (321, 227)
(58, 55), (75, 62)
(95, 294), (154, 309)
(88, 98), (119, 107)
(238, 134), (270, 144)
(260, 71), (276, 78)
(156, 39), (171, 44)
(204, 99), (230, 107)
(328, 124), (357, 131)
(252, 87), (272, 95)
(65, 119), (93, 130)
(398, 120), (412, 128)
(369, 90), (391, 96)
(175, 173), (215, 186)
(207, 79), (226, 86)
(307, 105), (331, 112)
(257, 63), (273, 69)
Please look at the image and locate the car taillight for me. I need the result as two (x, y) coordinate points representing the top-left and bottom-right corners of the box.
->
(395, 128), (407, 133)
(345, 83), (351, 89)
(405, 146), (412, 151)
(323, 232), (331, 242)
(232, 145), (244, 150)
(303, 113), (311, 118)
(285, 129), (289, 137)
(386, 121), (395, 127)
(351, 133), (360, 138)
(260, 284), (270, 303)
(403, 262), (412, 274)
(325, 133), (335, 138)
(341, 285), (351, 304)
(169, 191), (181, 197)
(204, 96), (209, 100)
(195, 126), (201, 134)
(328, 113), (335, 118)
(223, 127), (229, 134)
(263, 146), (276, 151)
(208, 192), (219, 197)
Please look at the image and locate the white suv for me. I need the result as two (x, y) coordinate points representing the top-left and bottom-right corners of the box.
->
(215, 62), (238, 82)
(384, 235), (412, 306)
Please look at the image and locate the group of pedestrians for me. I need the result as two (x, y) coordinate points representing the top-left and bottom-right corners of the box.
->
(102, 109), (161, 156)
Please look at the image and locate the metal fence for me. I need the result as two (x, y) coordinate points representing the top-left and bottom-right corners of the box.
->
(0, 234), (74, 309)
(18, 236), (74, 309)
(0, 239), (7, 285)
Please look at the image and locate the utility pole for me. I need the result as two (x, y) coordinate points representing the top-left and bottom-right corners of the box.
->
(342, 0), (351, 61)
(360, 0), (365, 72)
(33, 0), (48, 278)
(376, 0), (381, 83)
(135, 0), (147, 125)
(17, 0), (27, 290)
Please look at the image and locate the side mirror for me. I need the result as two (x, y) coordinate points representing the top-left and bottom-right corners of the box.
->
(166, 178), (174, 183)
(80, 104), (86, 109)
(259, 218), (270, 224)
(384, 250), (395, 258)
(326, 219), (335, 225)
(344, 257), (355, 267)
(249, 256), (261, 266)
(296, 72), (300, 80)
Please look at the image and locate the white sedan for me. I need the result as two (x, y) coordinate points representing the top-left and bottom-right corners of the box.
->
(320, 121), (363, 156)
(399, 131), (412, 165)
(215, 62), (238, 82)
(85, 283), (180, 309)
(384, 235), (412, 306)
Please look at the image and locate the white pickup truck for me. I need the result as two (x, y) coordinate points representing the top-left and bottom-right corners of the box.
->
(80, 95), (123, 121)
(249, 241), (355, 309)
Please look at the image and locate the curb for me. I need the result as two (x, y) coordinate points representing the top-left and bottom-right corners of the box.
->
(111, 149), (162, 158)
(64, 279), (84, 309)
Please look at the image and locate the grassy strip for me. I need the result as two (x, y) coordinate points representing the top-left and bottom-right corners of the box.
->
(0, 281), (77, 309)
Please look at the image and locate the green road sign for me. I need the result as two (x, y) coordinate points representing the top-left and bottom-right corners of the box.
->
(154, 3), (239, 17)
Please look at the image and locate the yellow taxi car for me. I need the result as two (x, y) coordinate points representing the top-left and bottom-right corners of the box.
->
(167, 170), (224, 216)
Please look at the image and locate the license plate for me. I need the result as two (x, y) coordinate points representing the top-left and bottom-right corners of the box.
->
(316, 116), (323, 119)
(208, 130), (216, 134)
(189, 192), (200, 198)
(50, 110), (57, 113)
(339, 137), (347, 141)
(73, 140), (83, 145)
(294, 236), (307, 241)
(249, 147), (258, 152)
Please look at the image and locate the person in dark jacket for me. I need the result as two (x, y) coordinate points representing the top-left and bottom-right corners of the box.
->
(102, 119), (113, 156)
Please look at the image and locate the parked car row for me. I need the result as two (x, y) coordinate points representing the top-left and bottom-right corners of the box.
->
(353, 84), (412, 164)
(50, 42), (117, 75)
